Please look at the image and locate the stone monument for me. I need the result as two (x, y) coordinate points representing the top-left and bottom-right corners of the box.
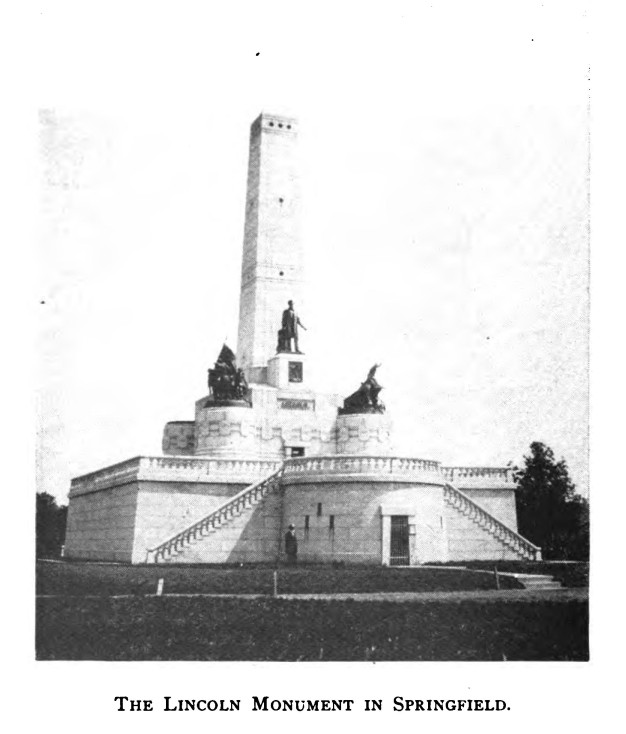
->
(63, 112), (540, 567)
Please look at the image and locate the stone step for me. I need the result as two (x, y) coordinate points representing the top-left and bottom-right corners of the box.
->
(512, 574), (562, 590)
(521, 578), (558, 585)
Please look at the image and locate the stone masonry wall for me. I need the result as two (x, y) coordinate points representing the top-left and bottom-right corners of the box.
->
(460, 488), (518, 530)
(282, 481), (447, 565)
(132, 481), (247, 563)
(445, 501), (523, 561)
(172, 486), (284, 564)
(64, 483), (139, 563)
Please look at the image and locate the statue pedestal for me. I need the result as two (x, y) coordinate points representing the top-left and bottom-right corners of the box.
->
(335, 412), (394, 455)
(267, 352), (309, 391)
(194, 405), (265, 459)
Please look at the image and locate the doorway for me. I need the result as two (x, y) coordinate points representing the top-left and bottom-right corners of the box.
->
(389, 515), (410, 566)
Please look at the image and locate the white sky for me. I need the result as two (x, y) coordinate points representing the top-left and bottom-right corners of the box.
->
(36, 1), (589, 502)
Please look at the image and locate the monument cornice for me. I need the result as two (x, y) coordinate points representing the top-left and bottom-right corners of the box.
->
(70, 456), (282, 497)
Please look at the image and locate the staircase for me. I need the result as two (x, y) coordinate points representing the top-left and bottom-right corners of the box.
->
(145, 467), (284, 563)
(444, 482), (542, 561)
(512, 574), (562, 590)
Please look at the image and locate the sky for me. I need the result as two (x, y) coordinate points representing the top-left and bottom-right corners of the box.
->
(36, 1), (589, 503)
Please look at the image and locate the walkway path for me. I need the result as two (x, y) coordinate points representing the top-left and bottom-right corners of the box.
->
(276, 588), (587, 603)
(37, 588), (587, 603)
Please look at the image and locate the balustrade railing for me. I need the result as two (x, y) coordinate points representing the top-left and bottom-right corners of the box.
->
(71, 456), (281, 495)
(70, 456), (144, 495)
(443, 482), (541, 560)
(442, 466), (515, 485)
(72, 455), (515, 496)
(282, 454), (441, 478)
(140, 456), (281, 482)
(145, 466), (284, 563)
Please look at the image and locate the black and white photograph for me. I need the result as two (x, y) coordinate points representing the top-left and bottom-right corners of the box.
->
(9, 0), (624, 730)
(36, 2), (590, 660)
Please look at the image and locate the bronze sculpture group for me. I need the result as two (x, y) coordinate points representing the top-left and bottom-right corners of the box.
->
(206, 344), (250, 405)
(339, 363), (386, 415)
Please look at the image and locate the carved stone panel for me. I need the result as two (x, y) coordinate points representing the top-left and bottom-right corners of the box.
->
(288, 361), (303, 383)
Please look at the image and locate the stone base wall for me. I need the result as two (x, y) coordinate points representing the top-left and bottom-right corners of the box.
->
(175, 486), (284, 564)
(65, 455), (529, 565)
(460, 488), (518, 530)
(335, 413), (394, 455)
(64, 483), (139, 563)
(132, 481), (247, 563)
(445, 502), (522, 561)
(194, 406), (265, 459)
(281, 480), (447, 565)
(189, 392), (340, 460)
(162, 422), (195, 456)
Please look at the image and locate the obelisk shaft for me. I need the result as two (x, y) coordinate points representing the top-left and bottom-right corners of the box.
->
(236, 113), (303, 383)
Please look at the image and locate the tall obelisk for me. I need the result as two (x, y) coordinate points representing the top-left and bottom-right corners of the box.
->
(236, 113), (303, 384)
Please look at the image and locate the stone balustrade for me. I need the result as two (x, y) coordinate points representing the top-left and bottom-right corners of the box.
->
(140, 456), (280, 483)
(282, 454), (444, 485)
(70, 453), (516, 497)
(442, 466), (515, 487)
(69, 456), (145, 496)
(70, 456), (282, 496)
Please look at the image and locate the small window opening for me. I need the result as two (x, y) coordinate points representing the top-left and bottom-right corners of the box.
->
(278, 123), (283, 128)
(304, 515), (310, 538)
(317, 502), (322, 517)
(287, 124), (291, 129)
(269, 121), (274, 126)
(278, 197), (284, 203)
(279, 270), (284, 276)
(329, 515), (335, 531)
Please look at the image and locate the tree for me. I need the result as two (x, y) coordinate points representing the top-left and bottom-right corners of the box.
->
(36, 492), (67, 559)
(513, 442), (589, 560)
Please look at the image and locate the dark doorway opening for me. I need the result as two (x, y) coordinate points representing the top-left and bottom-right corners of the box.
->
(390, 515), (410, 566)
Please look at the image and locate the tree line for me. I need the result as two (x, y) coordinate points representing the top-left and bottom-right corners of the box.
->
(513, 441), (589, 561)
(36, 492), (67, 559)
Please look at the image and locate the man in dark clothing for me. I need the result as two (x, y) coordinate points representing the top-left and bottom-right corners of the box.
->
(285, 523), (298, 564)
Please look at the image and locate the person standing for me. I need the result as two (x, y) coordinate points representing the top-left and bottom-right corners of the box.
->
(285, 523), (298, 565)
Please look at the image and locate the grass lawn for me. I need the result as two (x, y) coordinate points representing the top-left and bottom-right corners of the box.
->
(37, 560), (524, 596)
(36, 595), (588, 661)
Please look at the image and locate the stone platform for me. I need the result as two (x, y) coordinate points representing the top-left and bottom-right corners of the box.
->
(65, 454), (537, 565)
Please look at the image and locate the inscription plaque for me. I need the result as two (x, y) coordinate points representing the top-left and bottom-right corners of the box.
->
(288, 361), (303, 383)
(279, 398), (314, 411)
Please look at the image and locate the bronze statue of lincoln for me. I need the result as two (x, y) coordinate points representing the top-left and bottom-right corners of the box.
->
(278, 300), (307, 353)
